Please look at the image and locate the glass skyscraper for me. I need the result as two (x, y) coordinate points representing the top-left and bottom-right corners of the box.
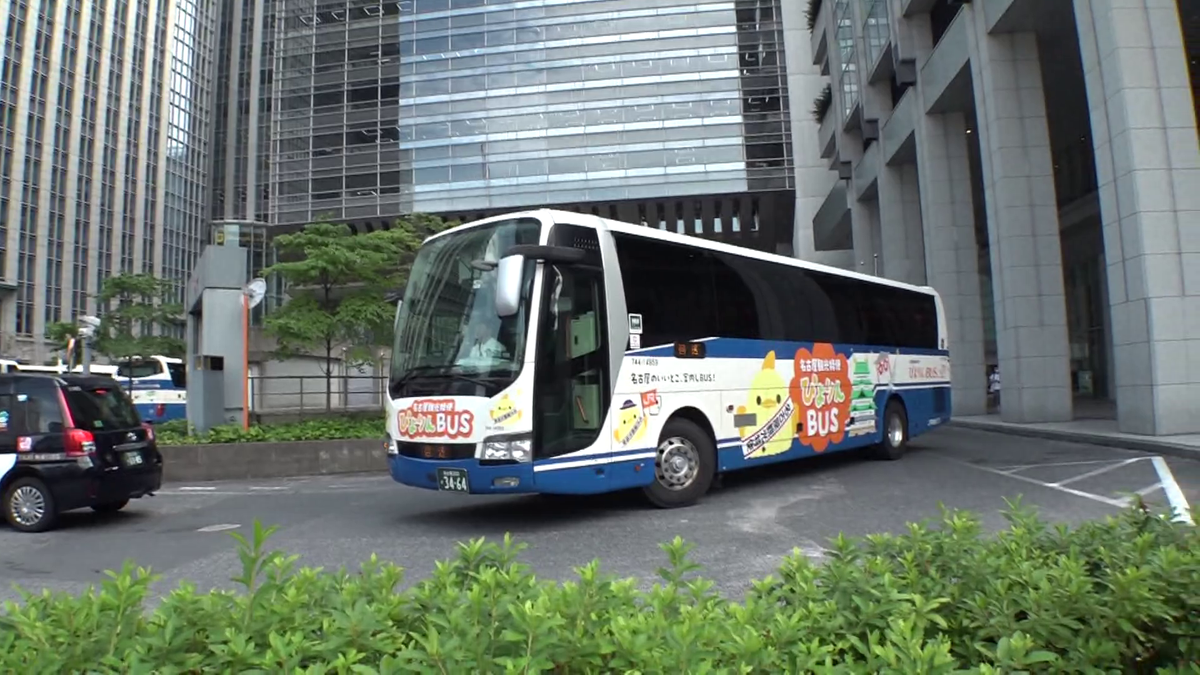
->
(271, 0), (795, 252)
(0, 0), (217, 360)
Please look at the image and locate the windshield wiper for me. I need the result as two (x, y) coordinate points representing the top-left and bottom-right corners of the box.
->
(389, 366), (446, 395)
(389, 366), (497, 396)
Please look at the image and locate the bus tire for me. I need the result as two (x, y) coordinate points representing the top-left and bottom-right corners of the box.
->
(874, 398), (909, 461)
(643, 417), (716, 509)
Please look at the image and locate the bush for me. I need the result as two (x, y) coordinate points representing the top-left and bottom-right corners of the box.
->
(1, 500), (1197, 673)
(155, 415), (385, 446)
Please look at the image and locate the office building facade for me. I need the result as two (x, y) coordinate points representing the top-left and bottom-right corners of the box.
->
(801, 0), (1199, 435)
(0, 0), (218, 360)
(271, 0), (800, 253)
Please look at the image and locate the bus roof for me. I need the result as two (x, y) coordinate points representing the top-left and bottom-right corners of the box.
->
(424, 209), (938, 298)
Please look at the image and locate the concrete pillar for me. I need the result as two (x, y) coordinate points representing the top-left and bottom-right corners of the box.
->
(966, 13), (1073, 423)
(782, 0), (844, 266)
(916, 112), (988, 415)
(1075, 0), (1200, 435)
(878, 164), (928, 285)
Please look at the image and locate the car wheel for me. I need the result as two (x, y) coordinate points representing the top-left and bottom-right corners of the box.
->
(91, 499), (129, 514)
(3, 477), (59, 533)
(642, 417), (716, 509)
(873, 398), (909, 461)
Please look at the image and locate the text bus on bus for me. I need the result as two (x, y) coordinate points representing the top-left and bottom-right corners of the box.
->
(386, 209), (950, 507)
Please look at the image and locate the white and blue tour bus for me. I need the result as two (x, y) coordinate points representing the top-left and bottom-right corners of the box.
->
(116, 355), (187, 424)
(386, 209), (950, 508)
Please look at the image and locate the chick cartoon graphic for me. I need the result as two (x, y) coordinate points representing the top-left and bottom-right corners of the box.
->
(613, 398), (647, 446)
(735, 351), (797, 459)
(489, 392), (522, 428)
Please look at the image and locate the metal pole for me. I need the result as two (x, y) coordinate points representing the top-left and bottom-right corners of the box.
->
(242, 294), (250, 430)
(81, 339), (91, 375)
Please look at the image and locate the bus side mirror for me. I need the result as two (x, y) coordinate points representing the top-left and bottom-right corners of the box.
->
(495, 254), (524, 318)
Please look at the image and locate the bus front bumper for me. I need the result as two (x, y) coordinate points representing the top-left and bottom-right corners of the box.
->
(388, 455), (538, 494)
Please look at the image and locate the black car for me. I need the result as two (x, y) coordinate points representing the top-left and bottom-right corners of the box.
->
(0, 372), (163, 532)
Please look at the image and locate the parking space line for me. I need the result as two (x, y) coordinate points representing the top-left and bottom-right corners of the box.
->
(934, 453), (1130, 508)
(1150, 457), (1194, 526)
(1136, 483), (1163, 496)
(1053, 458), (1143, 487)
(996, 459), (1129, 474)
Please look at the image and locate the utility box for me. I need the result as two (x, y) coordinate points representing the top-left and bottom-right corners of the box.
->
(185, 244), (249, 434)
(188, 356), (227, 432)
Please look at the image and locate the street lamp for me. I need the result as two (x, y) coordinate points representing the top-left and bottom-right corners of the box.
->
(77, 315), (101, 375)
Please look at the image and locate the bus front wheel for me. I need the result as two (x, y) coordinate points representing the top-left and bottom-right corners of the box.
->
(643, 418), (716, 509)
(873, 398), (909, 461)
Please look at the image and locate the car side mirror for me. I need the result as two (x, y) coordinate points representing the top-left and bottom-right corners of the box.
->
(494, 254), (524, 318)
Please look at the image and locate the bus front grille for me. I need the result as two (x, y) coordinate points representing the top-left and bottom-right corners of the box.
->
(396, 442), (476, 461)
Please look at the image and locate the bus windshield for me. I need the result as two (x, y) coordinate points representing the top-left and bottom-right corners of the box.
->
(390, 218), (541, 395)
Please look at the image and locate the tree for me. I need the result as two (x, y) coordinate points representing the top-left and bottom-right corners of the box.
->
(263, 214), (451, 410)
(93, 273), (186, 382)
(45, 322), (81, 367)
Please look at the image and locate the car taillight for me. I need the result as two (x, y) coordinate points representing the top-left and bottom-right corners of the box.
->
(142, 422), (155, 442)
(156, 403), (165, 417)
(65, 428), (96, 457)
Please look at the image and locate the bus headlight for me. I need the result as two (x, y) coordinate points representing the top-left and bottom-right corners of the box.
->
(482, 434), (532, 463)
(385, 437), (399, 456)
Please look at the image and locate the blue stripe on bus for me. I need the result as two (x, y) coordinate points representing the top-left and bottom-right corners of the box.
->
(391, 382), (951, 496)
(626, 338), (950, 359)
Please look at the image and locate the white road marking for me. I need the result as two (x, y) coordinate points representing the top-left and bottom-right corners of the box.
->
(1136, 483), (1163, 496)
(1053, 457), (1143, 487)
(996, 459), (1132, 474)
(936, 454), (1130, 508)
(1150, 456), (1194, 526)
(249, 486), (288, 491)
(177, 486), (217, 491)
(196, 523), (241, 533)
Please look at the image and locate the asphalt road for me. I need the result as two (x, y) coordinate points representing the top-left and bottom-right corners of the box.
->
(2, 426), (1197, 604)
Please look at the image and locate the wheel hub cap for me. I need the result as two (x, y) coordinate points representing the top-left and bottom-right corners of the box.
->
(656, 437), (699, 491)
(11, 487), (45, 526)
(888, 415), (904, 446)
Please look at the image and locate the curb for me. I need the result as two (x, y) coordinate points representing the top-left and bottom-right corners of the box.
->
(160, 438), (387, 483)
(948, 420), (1200, 461)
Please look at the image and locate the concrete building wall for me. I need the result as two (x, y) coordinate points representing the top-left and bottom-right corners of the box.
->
(805, 0), (1200, 436)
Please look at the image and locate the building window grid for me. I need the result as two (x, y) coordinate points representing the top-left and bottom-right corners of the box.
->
(0, 1), (32, 284)
(271, 0), (793, 222)
(833, 0), (858, 121)
(860, 0), (889, 69)
(15, 2), (57, 335)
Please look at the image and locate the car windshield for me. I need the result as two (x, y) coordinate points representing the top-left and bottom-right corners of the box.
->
(63, 383), (142, 430)
(390, 217), (541, 391)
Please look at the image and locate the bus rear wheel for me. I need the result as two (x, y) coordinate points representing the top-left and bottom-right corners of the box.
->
(643, 418), (715, 509)
(873, 398), (909, 461)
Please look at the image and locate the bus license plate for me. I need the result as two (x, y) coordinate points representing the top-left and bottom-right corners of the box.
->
(436, 468), (468, 493)
(122, 451), (144, 467)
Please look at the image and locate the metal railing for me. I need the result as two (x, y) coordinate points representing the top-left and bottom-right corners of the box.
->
(249, 374), (389, 413)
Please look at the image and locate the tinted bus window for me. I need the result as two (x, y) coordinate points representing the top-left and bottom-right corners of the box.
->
(613, 233), (719, 346)
(168, 362), (187, 387)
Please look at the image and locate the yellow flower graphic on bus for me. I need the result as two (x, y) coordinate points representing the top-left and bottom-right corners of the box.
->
(735, 351), (797, 459)
(613, 398), (647, 447)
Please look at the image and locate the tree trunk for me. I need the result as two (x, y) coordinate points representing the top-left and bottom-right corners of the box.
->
(324, 339), (333, 412)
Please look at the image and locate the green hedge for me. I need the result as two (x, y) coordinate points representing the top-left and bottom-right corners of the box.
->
(155, 415), (385, 446)
(2, 501), (1197, 673)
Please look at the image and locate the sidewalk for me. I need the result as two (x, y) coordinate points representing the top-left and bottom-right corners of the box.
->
(950, 415), (1200, 461)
